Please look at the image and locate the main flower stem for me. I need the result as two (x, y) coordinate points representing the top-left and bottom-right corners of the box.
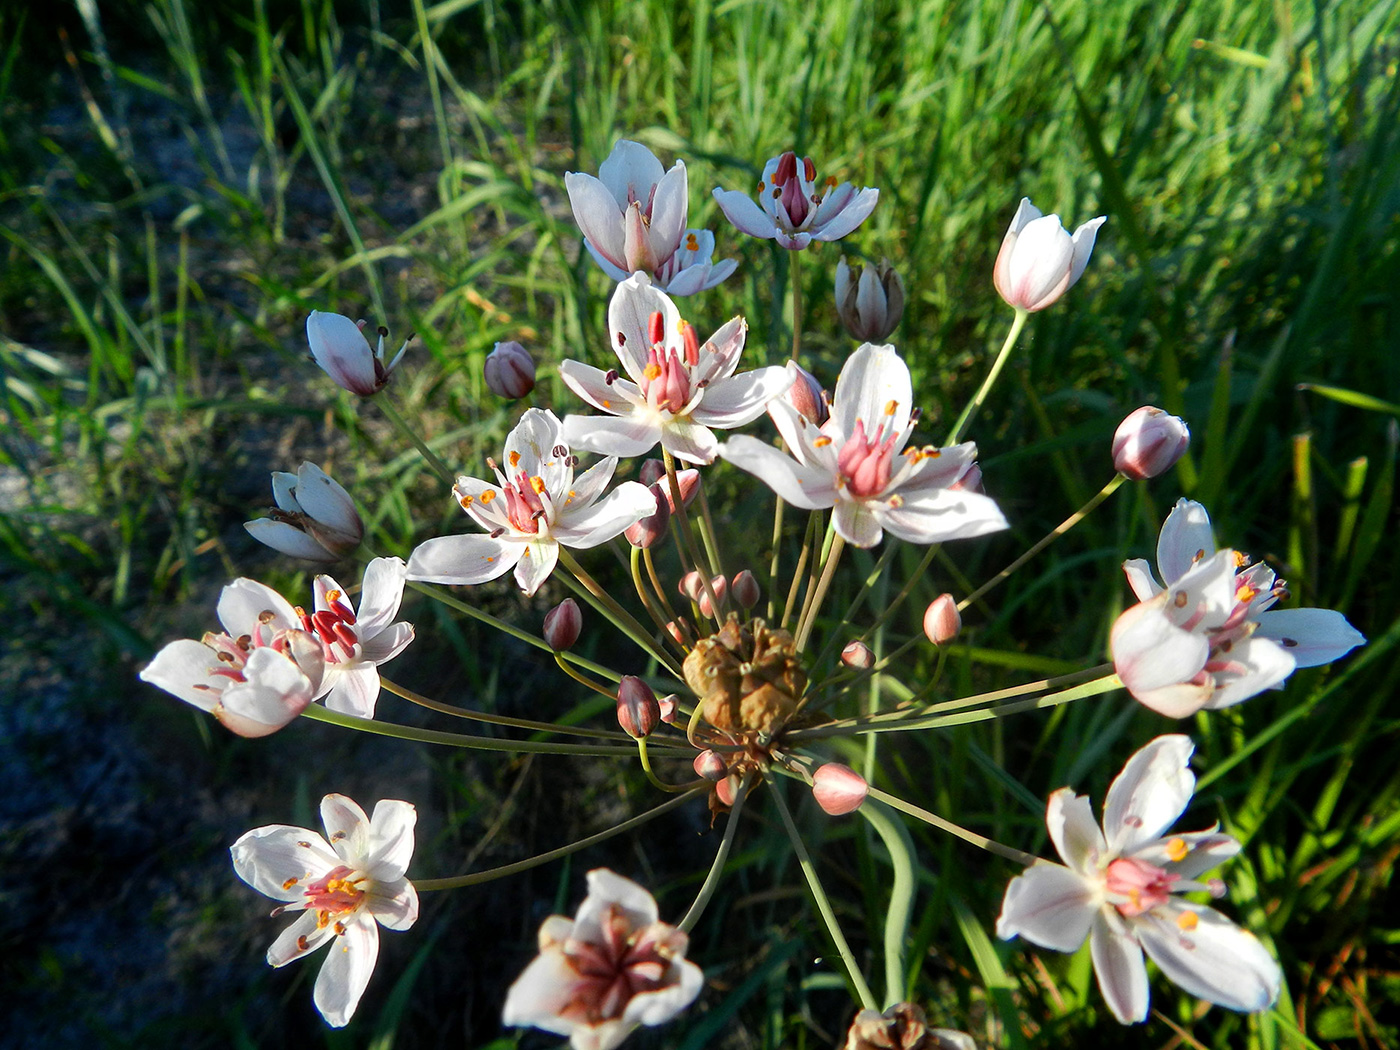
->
(770, 780), (878, 1010)
(679, 773), (753, 933)
(415, 787), (707, 891)
(780, 510), (819, 631)
(795, 531), (846, 652)
(958, 473), (1128, 612)
(945, 306), (1028, 445)
(859, 800), (916, 1007)
(790, 248), (804, 361)
(376, 392), (456, 486)
(866, 786), (1038, 867)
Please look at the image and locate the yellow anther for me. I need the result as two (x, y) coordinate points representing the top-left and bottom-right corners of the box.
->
(685, 233), (699, 251)
(644, 363), (663, 381)
(1166, 837), (1189, 862)
(1176, 911), (1199, 931)
(326, 590), (341, 603)
(530, 476), (547, 494)
(282, 877), (299, 890)
(1236, 584), (1258, 604)
(1234, 551), (1249, 567)
(888, 494), (905, 508)
(509, 450), (521, 467)
(333, 921), (347, 937)
(884, 399), (898, 416)
(813, 436), (833, 448)
(480, 490), (496, 504)
(316, 912), (332, 929)
(458, 494), (474, 508)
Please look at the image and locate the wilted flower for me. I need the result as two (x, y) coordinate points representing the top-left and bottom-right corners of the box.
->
(713, 150), (879, 250)
(544, 598), (583, 651)
(503, 868), (703, 1050)
(812, 762), (868, 815)
(1111, 499), (1365, 717)
(561, 274), (790, 465)
(922, 594), (960, 645)
(306, 311), (409, 396)
(835, 256), (905, 341)
(140, 578), (324, 737)
(997, 736), (1281, 1024)
(231, 793), (418, 1027)
(245, 462), (364, 563)
(992, 197), (1105, 313)
(1112, 406), (1190, 480)
(843, 1002), (975, 1050)
(406, 409), (655, 597)
(720, 343), (1007, 548)
(485, 340), (536, 400)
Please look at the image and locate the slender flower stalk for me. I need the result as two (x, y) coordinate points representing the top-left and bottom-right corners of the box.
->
(944, 307), (1028, 446)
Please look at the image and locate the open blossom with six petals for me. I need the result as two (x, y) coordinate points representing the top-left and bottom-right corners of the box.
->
(719, 343), (1008, 548)
(405, 408), (656, 596)
(713, 150), (879, 250)
(560, 274), (791, 465)
(503, 868), (703, 1050)
(231, 793), (418, 1027)
(997, 735), (1281, 1024)
(1111, 499), (1365, 718)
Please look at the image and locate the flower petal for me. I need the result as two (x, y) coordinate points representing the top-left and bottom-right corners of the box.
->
(313, 912), (379, 1027)
(1046, 788), (1106, 873)
(1005, 215), (1075, 312)
(360, 621), (415, 665)
(833, 499), (886, 548)
(513, 538), (560, 596)
(322, 664), (381, 719)
(562, 456), (617, 512)
(1135, 905), (1281, 1013)
(367, 799), (417, 882)
(355, 557), (408, 637)
(1102, 735), (1196, 855)
(659, 420), (720, 465)
(690, 366), (792, 429)
(719, 436), (839, 510)
(565, 172), (626, 269)
(598, 140), (666, 211)
(307, 311), (378, 396)
(574, 869), (660, 941)
(140, 638), (224, 713)
(559, 360), (643, 415)
(370, 877), (419, 931)
(232, 824), (339, 901)
(712, 187), (777, 239)
(406, 534), (522, 586)
(268, 909), (334, 967)
(811, 186), (879, 242)
(1202, 635), (1296, 709)
(1068, 216), (1106, 287)
(563, 413), (663, 459)
(321, 793), (372, 865)
(646, 161), (688, 264)
(831, 343), (913, 444)
(1122, 557), (1163, 602)
(622, 955), (703, 1026)
(502, 946), (587, 1035)
(996, 861), (1100, 953)
(1110, 595), (1210, 697)
(1254, 607), (1366, 668)
(244, 519), (337, 562)
(874, 488), (1008, 545)
(1157, 499), (1217, 585)
(553, 481), (657, 550)
(217, 578), (300, 637)
(608, 273), (679, 382)
(292, 462), (362, 539)
(1090, 910), (1150, 1024)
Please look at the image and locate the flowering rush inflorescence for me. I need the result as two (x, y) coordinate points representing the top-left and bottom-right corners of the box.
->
(136, 133), (1372, 1043)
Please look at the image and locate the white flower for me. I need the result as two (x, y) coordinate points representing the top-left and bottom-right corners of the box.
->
(650, 228), (738, 296)
(1111, 499), (1365, 717)
(503, 868), (704, 1050)
(997, 735), (1281, 1024)
(405, 408), (656, 596)
(560, 274), (790, 465)
(719, 343), (1008, 548)
(992, 197), (1105, 312)
(139, 578), (324, 737)
(298, 557), (415, 718)
(231, 794), (418, 1028)
(306, 311), (410, 396)
(244, 462), (364, 563)
(713, 150), (879, 250)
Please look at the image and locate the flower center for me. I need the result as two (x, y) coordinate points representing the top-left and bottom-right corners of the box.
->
(299, 588), (359, 664)
(638, 312), (700, 416)
(563, 905), (679, 1023)
(771, 150), (818, 229)
(502, 470), (549, 533)
(836, 417), (898, 498)
(1105, 857), (1179, 917)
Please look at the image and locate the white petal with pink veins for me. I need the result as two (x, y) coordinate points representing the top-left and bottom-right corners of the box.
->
(646, 160), (688, 263)
(217, 577), (300, 636)
(1046, 788), (1106, 873)
(1005, 215), (1074, 311)
(371, 879), (419, 931)
(608, 273), (681, 381)
(719, 436), (838, 509)
(406, 534), (522, 586)
(812, 187), (878, 241)
(322, 663), (381, 718)
(1111, 596), (1210, 696)
(690, 366), (791, 428)
(996, 861), (1100, 952)
(597, 140), (666, 209)
(565, 173), (627, 269)
(833, 500), (886, 548)
(559, 360), (643, 414)
(712, 187), (778, 238)
(1121, 557), (1163, 602)
(360, 621), (414, 665)
(139, 638), (225, 712)
(268, 910), (335, 966)
(231, 825), (340, 900)
(502, 947), (588, 1034)
(321, 793), (372, 862)
(659, 419), (720, 465)
(563, 414), (663, 459)
(552, 482), (656, 549)
(831, 343), (912, 443)
(1202, 635), (1295, 709)
(875, 488), (1007, 545)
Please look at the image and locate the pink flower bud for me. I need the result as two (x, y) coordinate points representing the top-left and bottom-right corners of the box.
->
(306, 310), (408, 395)
(639, 459), (666, 487)
(625, 482), (672, 547)
(679, 570), (705, 602)
(715, 773), (740, 807)
(783, 361), (829, 425)
(841, 640), (874, 669)
(923, 594), (960, 645)
(484, 340), (535, 399)
(697, 575), (728, 618)
(1112, 406), (1190, 481)
(664, 620), (686, 646)
(731, 569), (761, 610)
(616, 676), (660, 738)
(992, 198), (1106, 313)
(835, 256), (906, 342)
(543, 598), (582, 651)
(693, 749), (728, 780)
(659, 469), (701, 513)
(812, 763), (868, 815)
(658, 694), (678, 723)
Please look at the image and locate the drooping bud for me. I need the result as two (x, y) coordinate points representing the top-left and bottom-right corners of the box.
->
(835, 256), (906, 342)
(306, 310), (408, 396)
(624, 482), (671, 547)
(922, 594), (960, 645)
(543, 599), (582, 651)
(484, 340), (535, 400)
(731, 569), (761, 610)
(1112, 406), (1190, 480)
(812, 762), (868, 815)
(783, 361), (829, 425)
(616, 676), (661, 738)
(841, 640), (874, 669)
(693, 749), (728, 781)
(697, 575), (728, 618)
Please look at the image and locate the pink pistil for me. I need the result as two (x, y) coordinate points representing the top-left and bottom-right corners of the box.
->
(1106, 857), (1179, 917)
(836, 419), (896, 498)
(302, 864), (365, 917)
(558, 904), (679, 1023)
(502, 470), (547, 533)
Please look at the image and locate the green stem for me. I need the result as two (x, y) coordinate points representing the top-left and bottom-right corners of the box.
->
(780, 509), (819, 631)
(859, 801), (916, 1007)
(795, 531), (846, 652)
(377, 393), (455, 486)
(679, 773), (753, 932)
(300, 704), (639, 755)
(557, 547), (685, 679)
(866, 787), (1038, 867)
(945, 307), (1028, 445)
(416, 788), (706, 890)
(663, 448), (723, 618)
(636, 737), (703, 792)
(382, 676), (630, 741)
(790, 248), (804, 361)
(767, 496), (787, 622)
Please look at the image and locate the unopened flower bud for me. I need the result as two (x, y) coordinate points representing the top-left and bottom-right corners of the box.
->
(812, 762), (868, 815)
(715, 773), (740, 807)
(624, 482), (671, 547)
(245, 462), (364, 563)
(679, 570), (705, 602)
(697, 575), (728, 618)
(616, 676), (660, 738)
(1112, 406), (1190, 480)
(657, 694), (678, 723)
(543, 598), (582, 651)
(660, 469), (701, 512)
(306, 310), (408, 395)
(484, 340), (535, 399)
(992, 197), (1106, 313)
(639, 459), (666, 487)
(664, 620), (687, 646)
(835, 256), (906, 341)
(693, 749), (728, 780)
(783, 361), (829, 425)
(731, 569), (761, 610)
(923, 594), (960, 645)
(841, 640), (874, 669)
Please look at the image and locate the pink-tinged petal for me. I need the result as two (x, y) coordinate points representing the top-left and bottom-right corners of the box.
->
(887, 443), (979, 496)
(360, 621), (414, 665)
(231, 824), (339, 900)
(992, 199), (1043, 303)
(719, 436), (839, 509)
(369, 877), (419, 931)
(598, 140), (666, 210)
(874, 488), (1008, 545)
(268, 909), (334, 966)
(1068, 216), (1107, 286)
(321, 793), (373, 865)
(307, 311), (380, 396)
(367, 799), (417, 881)
(244, 518), (339, 561)
(1090, 911), (1150, 1024)
(1202, 635), (1296, 709)
(140, 639), (224, 712)
(712, 188), (777, 239)
(313, 572), (349, 616)
(1110, 596), (1210, 696)
(355, 557), (408, 636)
(406, 534), (522, 586)
(322, 664), (381, 719)
(1122, 557), (1163, 602)
(1157, 499), (1217, 584)
(812, 187), (879, 241)
(646, 161), (689, 263)
(659, 420), (720, 465)
(513, 538), (560, 596)
(774, 229), (813, 250)
(1133, 829), (1240, 879)
(553, 481), (656, 549)
(1004, 215), (1075, 311)
(217, 578), (300, 637)
(219, 650), (315, 735)
(622, 201), (659, 272)
(583, 238), (632, 283)
(810, 182), (856, 228)
(559, 360), (643, 415)
(1254, 607), (1365, 668)
(292, 462), (361, 538)
(1102, 735), (1195, 855)
(690, 366), (792, 429)
(621, 956), (704, 1026)
(562, 456), (618, 511)
(1007, 197), (1042, 234)
(503, 946), (588, 1034)
(608, 273), (680, 381)
(563, 413), (663, 459)
(996, 862), (1100, 952)
(831, 343), (913, 443)
(1131, 681), (1216, 719)
(832, 499), (886, 548)
(574, 869), (660, 939)
(565, 172), (627, 269)
(1135, 905), (1281, 1013)
(1167, 549), (1238, 628)
(313, 913), (379, 1027)
(1046, 788), (1106, 873)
